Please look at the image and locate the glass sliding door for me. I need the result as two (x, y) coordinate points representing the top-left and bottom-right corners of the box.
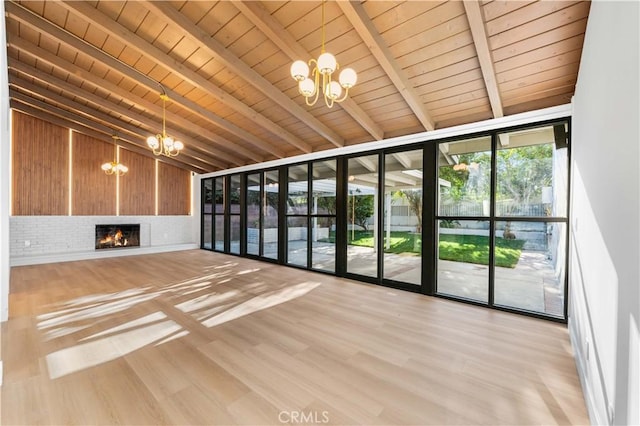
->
(493, 125), (568, 317)
(383, 150), (423, 285)
(246, 173), (261, 256)
(229, 174), (241, 254)
(346, 154), (378, 278)
(311, 160), (336, 272)
(287, 164), (308, 267)
(202, 178), (213, 249)
(199, 119), (571, 321)
(214, 178), (224, 251)
(262, 170), (279, 260)
(436, 136), (492, 302)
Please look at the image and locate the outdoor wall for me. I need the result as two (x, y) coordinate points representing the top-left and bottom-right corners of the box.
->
(570, 2), (640, 425)
(9, 215), (198, 266)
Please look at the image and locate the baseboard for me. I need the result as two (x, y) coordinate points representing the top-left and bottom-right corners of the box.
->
(9, 243), (199, 267)
(569, 317), (608, 426)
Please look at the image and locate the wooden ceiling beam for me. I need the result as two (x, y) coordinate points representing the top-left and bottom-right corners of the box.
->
(8, 61), (232, 169)
(145, 1), (336, 151)
(8, 83), (220, 172)
(233, 0), (384, 142)
(463, 1), (504, 118)
(59, 0), (299, 158)
(9, 97), (209, 174)
(5, 1), (263, 164)
(338, 1), (435, 132)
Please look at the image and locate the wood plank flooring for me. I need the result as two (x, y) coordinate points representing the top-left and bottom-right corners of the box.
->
(2, 250), (588, 425)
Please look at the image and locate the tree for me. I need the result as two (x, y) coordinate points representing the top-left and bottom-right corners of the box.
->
(394, 189), (422, 232)
(496, 144), (552, 208)
(348, 189), (374, 231)
(439, 152), (491, 202)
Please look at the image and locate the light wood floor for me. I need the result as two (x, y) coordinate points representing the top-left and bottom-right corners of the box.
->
(2, 250), (588, 425)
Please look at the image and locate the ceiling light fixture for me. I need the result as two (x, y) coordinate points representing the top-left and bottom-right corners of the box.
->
(101, 134), (128, 176)
(147, 92), (184, 157)
(290, 0), (357, 108)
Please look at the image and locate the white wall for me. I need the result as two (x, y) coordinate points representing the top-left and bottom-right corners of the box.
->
(570, 2), (640, 425)
(1, 0), (10, 322)
(9, 215), (197, 266)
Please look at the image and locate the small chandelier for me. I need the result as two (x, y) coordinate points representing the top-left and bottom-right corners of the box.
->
(101, 135), (128, 176)
(147, 92), (184, 157)
(290, 0), (357, 108)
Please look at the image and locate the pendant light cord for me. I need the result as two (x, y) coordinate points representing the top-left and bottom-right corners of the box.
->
(321, 0), (326, 53)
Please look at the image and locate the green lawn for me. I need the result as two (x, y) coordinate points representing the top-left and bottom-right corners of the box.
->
(327, 230), (524, 268)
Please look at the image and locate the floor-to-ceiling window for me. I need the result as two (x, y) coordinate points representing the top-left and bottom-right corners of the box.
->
(346, 154), (379, 278)
(202, 178), (213, 249)
(311, 160), (336, 272)
(229, 174), (241, 255)
(492, 125), (568, 317)
(383, 149), (423, 286)
(214, 177), (224, 251)
(437, 136), (492, 302)
(262, 170), (279, 260)
(246, 173), (261, 256)
(201, 119), (570, 321)
(287, 164), (308, 267)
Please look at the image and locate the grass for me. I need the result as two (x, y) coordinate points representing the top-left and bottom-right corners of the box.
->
(324, 230), (524, 268)
(438, 234), (524, 268)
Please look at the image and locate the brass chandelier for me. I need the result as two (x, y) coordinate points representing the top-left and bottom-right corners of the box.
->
(101, 135), (128, 176)
(147, 92), (184, 157)
(290, 0), (357, 108)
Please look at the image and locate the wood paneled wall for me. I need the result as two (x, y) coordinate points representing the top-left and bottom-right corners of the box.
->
(158, 162), (191, 215)
(12, 111), (69, 215)
(119, 149), (155, 216)
(71, 133), (116, 215)
(11, 112), (192, 216)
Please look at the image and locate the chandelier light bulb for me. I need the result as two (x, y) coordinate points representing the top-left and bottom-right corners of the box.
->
(317, 52), (337, 74)
(325, 81), (342, 100)
(147, 135), (159, 149)
(339, 68), (357, 88)
(299, 78), (315, 97)
(174, 141), (184, 151)
(290, 60), (309, 81)
(102, 135), (128, 176)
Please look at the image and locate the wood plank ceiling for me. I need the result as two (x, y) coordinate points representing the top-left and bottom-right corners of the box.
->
(4, 0), (591, 174)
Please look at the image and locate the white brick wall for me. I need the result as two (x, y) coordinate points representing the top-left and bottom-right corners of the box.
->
(10, 215), (197, 264)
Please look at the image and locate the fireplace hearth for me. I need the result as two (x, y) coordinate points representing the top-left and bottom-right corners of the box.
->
(95, 224), (140, 250)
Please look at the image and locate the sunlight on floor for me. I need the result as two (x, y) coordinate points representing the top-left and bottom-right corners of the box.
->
(202, 281), (321, 328)
(35, 263), (323, 381)
(46, 316), (183, 379)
